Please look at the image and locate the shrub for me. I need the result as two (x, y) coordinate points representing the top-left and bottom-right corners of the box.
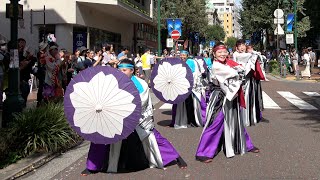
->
(10, 102), (80, 156)
(268, 59), (280, 75)
(0, 102), (81, 169)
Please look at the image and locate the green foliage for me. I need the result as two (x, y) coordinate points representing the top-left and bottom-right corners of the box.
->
(302, 0), (320, 47)
(159, 0), (208, 38)
(225, 37), (238, 48)
(10, 102), (78, 155)
(204, 25), (226, 42)
(239, 0), (311, 40)
(268, 59), (280, 75)
(0, 152), (22, 169)
(0, 103), (80, 169)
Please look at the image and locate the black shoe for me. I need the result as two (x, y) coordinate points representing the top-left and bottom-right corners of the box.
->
(176, 156), (187, 169)
(81, 169), (98, 176)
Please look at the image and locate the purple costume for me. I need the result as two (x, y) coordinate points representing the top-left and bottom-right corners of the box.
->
(171, 57), (207, 128)
(196, 60), (256, 161)
(86, 76), (181, 172)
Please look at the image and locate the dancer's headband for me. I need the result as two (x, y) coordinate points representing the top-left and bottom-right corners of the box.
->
(213, 45), (227, 52)
(118, 64), (134, 69)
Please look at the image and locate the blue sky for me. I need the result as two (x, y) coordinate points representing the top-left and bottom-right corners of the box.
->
(235, 0), (241, 5)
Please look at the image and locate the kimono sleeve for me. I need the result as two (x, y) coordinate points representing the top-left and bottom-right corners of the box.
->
(211, 61), (242, 101)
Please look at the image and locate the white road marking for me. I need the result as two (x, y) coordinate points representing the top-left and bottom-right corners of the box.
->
(303, 92), (320, 97)
(277, 91), (317, 110)
(159, 103), (173, 110)
(262, 91), (281, 109)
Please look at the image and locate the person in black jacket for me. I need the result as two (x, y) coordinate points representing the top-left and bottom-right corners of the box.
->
(18, 38), (37, 107)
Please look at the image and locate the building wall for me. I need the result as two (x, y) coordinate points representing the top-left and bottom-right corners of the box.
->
(223, 12), (233, 38)
(206, 0), (241, 39)
(0, 0), (151, 52)
(76, 3), (134, 49)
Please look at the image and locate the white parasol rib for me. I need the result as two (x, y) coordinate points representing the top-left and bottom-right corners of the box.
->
(70, 72), (136, 138)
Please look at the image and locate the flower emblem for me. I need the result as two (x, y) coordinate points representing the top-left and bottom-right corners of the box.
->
(70, 72), (136, 138)
(153, 62), (190, 101)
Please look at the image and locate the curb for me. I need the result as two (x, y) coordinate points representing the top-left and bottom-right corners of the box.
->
(0, 140), (84, 180)
(267, 74), (319, 83)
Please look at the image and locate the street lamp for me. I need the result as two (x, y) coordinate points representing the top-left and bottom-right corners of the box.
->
(3, 0), (24, 127)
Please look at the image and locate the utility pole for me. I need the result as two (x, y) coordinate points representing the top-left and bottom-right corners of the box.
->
(293, 0), (298, 50)
(3, 0), (24, 127)
(157, 0), (161, 56)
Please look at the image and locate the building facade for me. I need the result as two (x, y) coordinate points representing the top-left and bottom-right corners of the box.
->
(206, 0), (241, 39)
(0, 0), (155, 53)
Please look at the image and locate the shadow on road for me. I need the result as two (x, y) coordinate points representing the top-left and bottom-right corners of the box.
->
(157, 120), (172, 127)
(260, 117), (270, 123)
(161, 110), (172, 115)
(283, 109), (320, 133)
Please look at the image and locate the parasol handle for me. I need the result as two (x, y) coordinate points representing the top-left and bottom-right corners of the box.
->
(95, 104), (103, 113)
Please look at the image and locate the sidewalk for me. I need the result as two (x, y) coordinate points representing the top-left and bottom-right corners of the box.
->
(0, 90), (160, 180)
(271, 65), (320, 82)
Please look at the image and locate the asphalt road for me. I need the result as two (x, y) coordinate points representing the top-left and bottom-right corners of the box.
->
(20, 77), (320, 180)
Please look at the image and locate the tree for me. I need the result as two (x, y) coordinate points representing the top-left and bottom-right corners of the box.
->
(204, 25), (225, 42)
(159, 0), (208, 39)
(239, 0), (311, 48)
(225, 37), (238, 48)
(301, 0), (320, 47)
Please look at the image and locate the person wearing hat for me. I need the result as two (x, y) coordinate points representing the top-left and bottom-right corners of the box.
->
(41, 42), (63, 101)
(170, 50), (206, 129)
(36, 41), (49, 106)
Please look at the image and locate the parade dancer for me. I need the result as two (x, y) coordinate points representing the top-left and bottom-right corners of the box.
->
(40, 42), (64, 102)
(233, 40), (265, 126)
(171, 50), (206, 128)
(195, 43), (259, 163)
(81, 60), (187, 176)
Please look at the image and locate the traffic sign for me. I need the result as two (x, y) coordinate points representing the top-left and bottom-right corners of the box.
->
(209, 41), (215, 48)
(286, 34), (294, 44)
(274, 9), (284, 18)
(274, 18), (284, 24)
(274, 24), (285, 35)
(171, 30), (180, 40)
(166, 38), (174, 48)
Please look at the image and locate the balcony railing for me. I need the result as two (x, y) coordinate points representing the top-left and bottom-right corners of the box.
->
(118, 0), (150, 16)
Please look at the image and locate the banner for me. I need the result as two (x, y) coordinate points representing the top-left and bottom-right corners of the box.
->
(73, 32), (87, 52)
(167, 19), (182, 36)
(287, 13), (294, 32)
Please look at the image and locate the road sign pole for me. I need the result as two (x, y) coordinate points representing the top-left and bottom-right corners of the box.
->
(3, 0), (24, 127)
(157, 0), (161, 56)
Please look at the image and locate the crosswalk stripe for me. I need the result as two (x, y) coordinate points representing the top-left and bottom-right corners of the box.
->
(159, 103), (173, 110)
(303, 92), (320, 97)
(262, 91), (281, 109)
(277, 91), (318, 110)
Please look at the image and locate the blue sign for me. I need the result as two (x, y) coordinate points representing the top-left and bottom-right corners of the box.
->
(194, 32), (200, 43)
(167, 19), (182, 36)
(73, 32), (87, 52)
(245, 39), (251, 45)
(209, 41), (215, 48)
(287, 13), (294, 32)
